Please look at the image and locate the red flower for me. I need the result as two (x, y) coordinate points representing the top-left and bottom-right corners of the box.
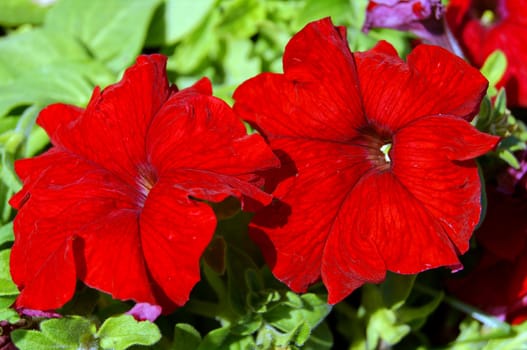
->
(233, 18), (499, 304)
(446, 0), (527, 107)
(449, 187), (527, 324)
(9, 55), (279, 312)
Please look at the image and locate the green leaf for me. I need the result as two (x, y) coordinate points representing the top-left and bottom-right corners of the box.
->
(168, 9), (220, 75)
(39, 316), (97, 347)
(398, 286), (444, 330)
(97, 314), (162, 350)
(197, 326), (255, 350)
(171, 323), (202, 350)
(0, 66), (93, 118)
(367, 308), (410, 347)
(0, 28), (88, 84)
(146, 0), (216, 46)
(480, 50), (507, 96)
(11, 316), (97, 350)
(0, 295), (17, 308)
(498, 149), (520, 169)
(45, 0), (162, 73)
(0, 249), (18, 296)
(0, 0), (52, 26)
(302, 322), (333, 350)
(265, 292), (331, 333)
(293, 0), (354, 29)
(11, 329), (59, 350)
(0, 307), (20, 323)
(0, 221), (14, 246)
(1, 149), (22, 192)
(380, 273), (416, 310)
(217, 0), (266, 38)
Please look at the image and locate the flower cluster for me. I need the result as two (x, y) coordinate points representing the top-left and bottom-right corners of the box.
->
(446, 0), (527, 108)
(9, 18), (498, 314)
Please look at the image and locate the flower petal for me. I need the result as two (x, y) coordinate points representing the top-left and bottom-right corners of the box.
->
(405, 44), (488, 120)
(147, 82), (278, 207)
(37, 55), (172, 186)
(392, 115), (499, 252)
(10, 149), (134, 309)
(233, 18), (365, 141)
(139, 178), (217, 310)
(77, 210), (156, 305)
(250, 137), (373, 293)
(356, 44), (487, 131)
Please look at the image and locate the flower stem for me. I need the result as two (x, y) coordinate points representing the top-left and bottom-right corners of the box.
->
(414, 283), (511, 331)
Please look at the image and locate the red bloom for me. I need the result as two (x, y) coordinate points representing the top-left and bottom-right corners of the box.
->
(449, 187), (527, 324)
(233, 18), (499, 304)
(446, 0), (527, 107)
(9, 55), (279, 312)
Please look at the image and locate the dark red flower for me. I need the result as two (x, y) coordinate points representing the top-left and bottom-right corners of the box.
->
(446, 0), (527, 107)
(233, 18), (500, 304)
(9, 54), (279, 312)
(449, 187), (527, 324)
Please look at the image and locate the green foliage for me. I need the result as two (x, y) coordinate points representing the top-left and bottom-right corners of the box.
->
(98, 315), (162, 349)
(336, 274), (446, 350)
(480, 50), (507, 97)
(45, 0), (162, 73)
(11, 315), (161, 350)
(0, 0), (52, 27)
(171, 323), (201, 350)
(146, 0), (216, 46)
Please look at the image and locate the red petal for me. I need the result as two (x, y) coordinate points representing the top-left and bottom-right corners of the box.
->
(147, 83), (278, 207)
(77, 210), (156, 305)
(233, 18), (365, 141)
(139, 178), (217, 309)
(10, 149), (134, 309)
(356, 44), (487, 131)
(37, 55), (172, 186)
(392, 115), (499, 252)
(250, 137), (374, 293)
(406, 44), (488, 120)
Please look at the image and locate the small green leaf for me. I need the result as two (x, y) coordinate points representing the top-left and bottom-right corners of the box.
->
(0, 221), (14, 245)
(367, 308), (411, 347)
(480, 50), (507, 95)
(498, 149), (520, 169)
(380, 273), (416, 310)
(97, 314), (161, 350)
(172, 323), (202, 350)
(0, 295), (17, 309)
(0, 308), (20, 323)
(0, 249), (18, 296)
(197, 326), (255, 350)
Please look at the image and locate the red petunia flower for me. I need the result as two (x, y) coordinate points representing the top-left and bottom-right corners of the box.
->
(233, 18), (500, 304)
(446, 0), (527, 107)
(9, 54), (279, 312)
(449, 187), (527, 324)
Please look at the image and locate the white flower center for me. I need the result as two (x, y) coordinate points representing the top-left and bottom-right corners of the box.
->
(380, 143), (392, 163)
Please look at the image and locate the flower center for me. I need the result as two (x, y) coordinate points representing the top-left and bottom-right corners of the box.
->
(355, 126), (393, 171)
(136, 164), (158, 207)
(380, 143), (392, 163)
(472, 0), (507, 26)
